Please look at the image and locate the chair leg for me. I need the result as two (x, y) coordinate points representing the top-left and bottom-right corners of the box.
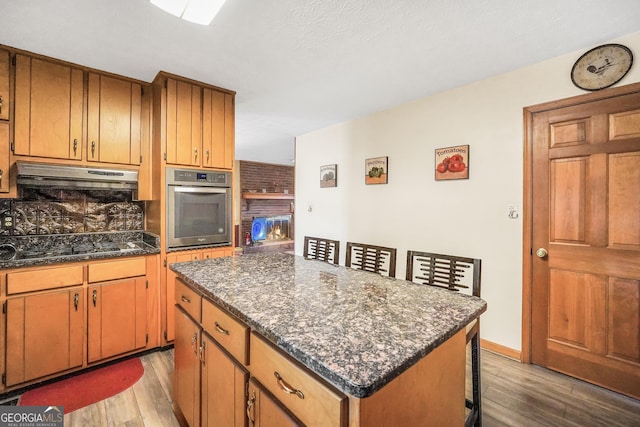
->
(471, 333), (482, 427)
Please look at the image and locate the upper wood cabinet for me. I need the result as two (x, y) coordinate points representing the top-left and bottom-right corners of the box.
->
(166, 78), (202, 167)
(156, 73), (235, 170)
(87, 73), (142, 165)
(0, 122), (9, 193)
(203, 88), (234, 169)
(14, 54), (83, 160)
(0, 49), (9, 121)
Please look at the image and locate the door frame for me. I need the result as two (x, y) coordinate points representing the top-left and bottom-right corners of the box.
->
(521, 81), (640, 364)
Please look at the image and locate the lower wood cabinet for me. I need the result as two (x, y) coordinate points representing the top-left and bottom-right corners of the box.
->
(165, 247), (233, 344)
(87, 277), (147, 363)
(5, 287), (84, 386)
(247, 378), (302, 427)
(175, 306), (202, 427)
(201, 333), (248, 427)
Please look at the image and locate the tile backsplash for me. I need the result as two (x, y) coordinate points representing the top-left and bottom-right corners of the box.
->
(0, 187), (144, 236)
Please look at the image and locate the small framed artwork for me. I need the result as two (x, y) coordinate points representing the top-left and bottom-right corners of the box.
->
(365, 156), (388, 185)
(320, 164), (337, 188)
(435, 145), (469, 181)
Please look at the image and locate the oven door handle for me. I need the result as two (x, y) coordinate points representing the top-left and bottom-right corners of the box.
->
(172, 187), (228, 194)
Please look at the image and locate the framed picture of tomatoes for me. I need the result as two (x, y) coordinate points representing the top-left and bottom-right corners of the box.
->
(435, 145), (469, 181)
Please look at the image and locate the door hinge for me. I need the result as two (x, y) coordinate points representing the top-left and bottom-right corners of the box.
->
(2, 301), (6, 314)
(164, 330), (168, 341)
(140, 155), (143, 164)
(163, 259), (167, 267)
(1, 373), (5, 385)
(146, 280), (149, 289)
(11, 55), (16, 66)
(146, 333), (149, 344)
(141, 86), (144, 96)
(163, 152), (167, 161)
(10, 141), (14, 152)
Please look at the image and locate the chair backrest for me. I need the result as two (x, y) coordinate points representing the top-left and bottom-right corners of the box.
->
(303, 236), (340, 264)
(346, 242), (397, 277)
(406, 250), (481, 297)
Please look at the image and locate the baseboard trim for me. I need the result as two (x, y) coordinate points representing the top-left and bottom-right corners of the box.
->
(480, 339), (522, 361)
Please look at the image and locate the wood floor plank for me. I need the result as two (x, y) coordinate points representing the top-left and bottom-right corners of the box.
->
(133, 355), (180, 427)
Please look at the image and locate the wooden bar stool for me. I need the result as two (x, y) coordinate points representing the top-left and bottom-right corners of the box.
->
(406, 250), (482, 427)
(345, 242), (397, 277)
(303, 236), (340, 264)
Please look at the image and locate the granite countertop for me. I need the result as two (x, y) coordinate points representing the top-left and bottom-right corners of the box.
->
(0, 231), (160, 269)
(170, 252), (487, 398)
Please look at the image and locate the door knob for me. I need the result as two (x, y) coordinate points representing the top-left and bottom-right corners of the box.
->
(536, 248), (548, 258)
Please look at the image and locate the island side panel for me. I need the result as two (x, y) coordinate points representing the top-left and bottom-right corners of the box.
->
(351, 329), (466, 427)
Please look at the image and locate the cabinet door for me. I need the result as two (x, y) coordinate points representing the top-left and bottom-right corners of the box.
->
(174, 307), (201, 427)
(0, 122), (9, 193)
(166, 79), (201, 166)
(5, 288), (84, 386)
(14, 55), (83, 160)
(247, 378), (302, 427)
(87, 277), (147, 363)
(0, 49), (9, 121)
(201, 334), (248, 427)
(165, 252), (198, 343)
(87, 73), (142, 165)
(202, 89), (234, 170)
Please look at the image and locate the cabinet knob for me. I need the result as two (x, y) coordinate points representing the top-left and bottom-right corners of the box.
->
(536, 248), (548, 258)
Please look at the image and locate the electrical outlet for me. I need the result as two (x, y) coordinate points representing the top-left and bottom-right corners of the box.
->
(508, 205), (519, 219)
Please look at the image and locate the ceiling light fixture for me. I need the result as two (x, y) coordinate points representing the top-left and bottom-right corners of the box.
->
(150, 0), (227, 25)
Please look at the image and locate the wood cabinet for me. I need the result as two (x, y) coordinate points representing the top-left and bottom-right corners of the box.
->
(5, 287), (84, 386)
(202, 88), (234, 170)
(2, 255), (158, 391)
(174, 279), (248, 427)
(0, 49), (9, 121)
(14, 54), (83, 160)
(247, 378), (302, 427)
(87, 72), (142, 165)
(0, 122), (9, 193)
(175, 305), (202, 427)
(87, 258), (148, 362)
(164, 247), (233, 344)
(156, 73), (235, 170)
(201, 333), (249, 427)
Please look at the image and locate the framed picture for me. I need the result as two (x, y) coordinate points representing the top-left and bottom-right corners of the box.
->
(365, 156), (388, 185)
(435, 145), (469, 181)
(320, 164), (337, 188)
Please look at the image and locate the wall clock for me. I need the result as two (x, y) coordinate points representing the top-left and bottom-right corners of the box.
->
(571, 44), (633, 91)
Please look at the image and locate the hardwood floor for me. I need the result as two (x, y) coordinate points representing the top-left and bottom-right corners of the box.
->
(49, 347), (640, 426)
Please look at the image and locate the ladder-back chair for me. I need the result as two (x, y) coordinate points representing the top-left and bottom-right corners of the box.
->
(406, 250), (482, 427)
(345, 242), (397, 277)
(303, 236), (340, 265)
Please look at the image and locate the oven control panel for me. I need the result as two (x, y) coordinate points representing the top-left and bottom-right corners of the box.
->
(167, 168), (230, 186)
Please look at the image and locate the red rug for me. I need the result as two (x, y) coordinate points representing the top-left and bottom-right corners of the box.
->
(18, 357), (144, 413)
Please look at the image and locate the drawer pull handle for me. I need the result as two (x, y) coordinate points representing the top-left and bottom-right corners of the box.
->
(92, 289), (97, 307)
(181, 295), (191, 304)
(214, 321), (230, 335)
(73, 292), (79, 311)
(274, 371), (304, 399)
(191, 333), (198, 355)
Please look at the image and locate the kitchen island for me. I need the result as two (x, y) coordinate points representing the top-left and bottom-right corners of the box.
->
(171, 252), (487, 426)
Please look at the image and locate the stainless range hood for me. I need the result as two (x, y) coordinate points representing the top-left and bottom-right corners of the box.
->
(16, 162), (138, 191)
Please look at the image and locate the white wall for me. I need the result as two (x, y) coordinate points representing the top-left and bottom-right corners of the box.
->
(294, 31), (640, 352)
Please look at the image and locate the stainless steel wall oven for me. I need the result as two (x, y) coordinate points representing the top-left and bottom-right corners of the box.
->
(166, 168), (232, 249)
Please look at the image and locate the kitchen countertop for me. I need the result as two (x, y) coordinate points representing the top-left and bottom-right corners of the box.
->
(0, 231), (160, 269)
(170, 252), (487, 398)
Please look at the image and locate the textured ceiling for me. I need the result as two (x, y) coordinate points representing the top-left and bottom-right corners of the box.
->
(2, 0), (640, 164)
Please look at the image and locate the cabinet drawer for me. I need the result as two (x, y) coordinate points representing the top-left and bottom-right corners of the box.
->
(88, 257), (146, 283)
(202, 298), (249, 365)
(250, 332), (347, 427)
(175, 278), (201, 322)
(7, 265), (84, 294)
